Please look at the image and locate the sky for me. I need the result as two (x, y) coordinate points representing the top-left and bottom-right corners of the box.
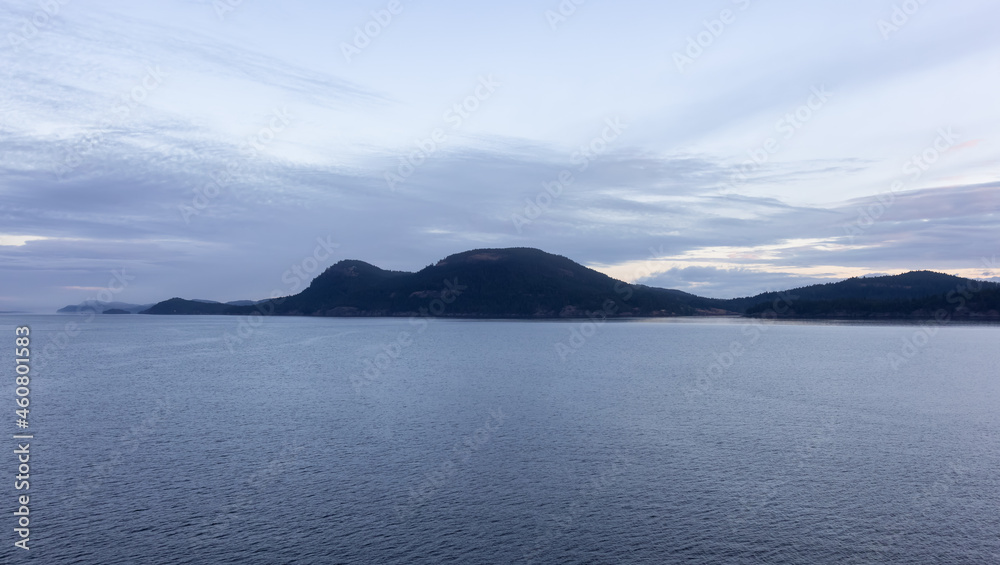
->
(1, 0), (999, 312)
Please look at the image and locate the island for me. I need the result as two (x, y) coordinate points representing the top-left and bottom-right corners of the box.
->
(129, 248), (999, 321)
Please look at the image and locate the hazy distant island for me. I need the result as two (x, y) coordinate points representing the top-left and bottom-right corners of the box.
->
(58, 301), (155, 314)
(60, 248), (1000, 320)
(59, 299), (258, 315)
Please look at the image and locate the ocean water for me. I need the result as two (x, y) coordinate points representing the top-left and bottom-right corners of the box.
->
(2, 314), (999, 564)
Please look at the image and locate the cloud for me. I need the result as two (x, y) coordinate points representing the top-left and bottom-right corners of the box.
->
(0, 235), (48, 246)
(4, 129), (998, 310)
(635, 266), (843, 299)
(2, 0), (999, 311)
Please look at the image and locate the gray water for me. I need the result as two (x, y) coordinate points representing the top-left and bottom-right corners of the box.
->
(2, 315), (999, 564)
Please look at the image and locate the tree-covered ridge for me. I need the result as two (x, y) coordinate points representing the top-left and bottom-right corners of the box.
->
(139, 249), (1000, 320)
(742, 271), (1000, 319)
(142, 248), (731, 318)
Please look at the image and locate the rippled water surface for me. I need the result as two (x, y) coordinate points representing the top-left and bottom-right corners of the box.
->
(2, 315), (999, 564)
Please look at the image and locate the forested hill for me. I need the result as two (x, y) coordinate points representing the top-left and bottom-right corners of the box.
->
(141, 248), (732, 318)
(139, 251), (1000, 320)
(737, 271), (1000, 319)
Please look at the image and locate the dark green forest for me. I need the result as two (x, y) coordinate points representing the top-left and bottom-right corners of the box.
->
(140, 249), (1000, 320)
